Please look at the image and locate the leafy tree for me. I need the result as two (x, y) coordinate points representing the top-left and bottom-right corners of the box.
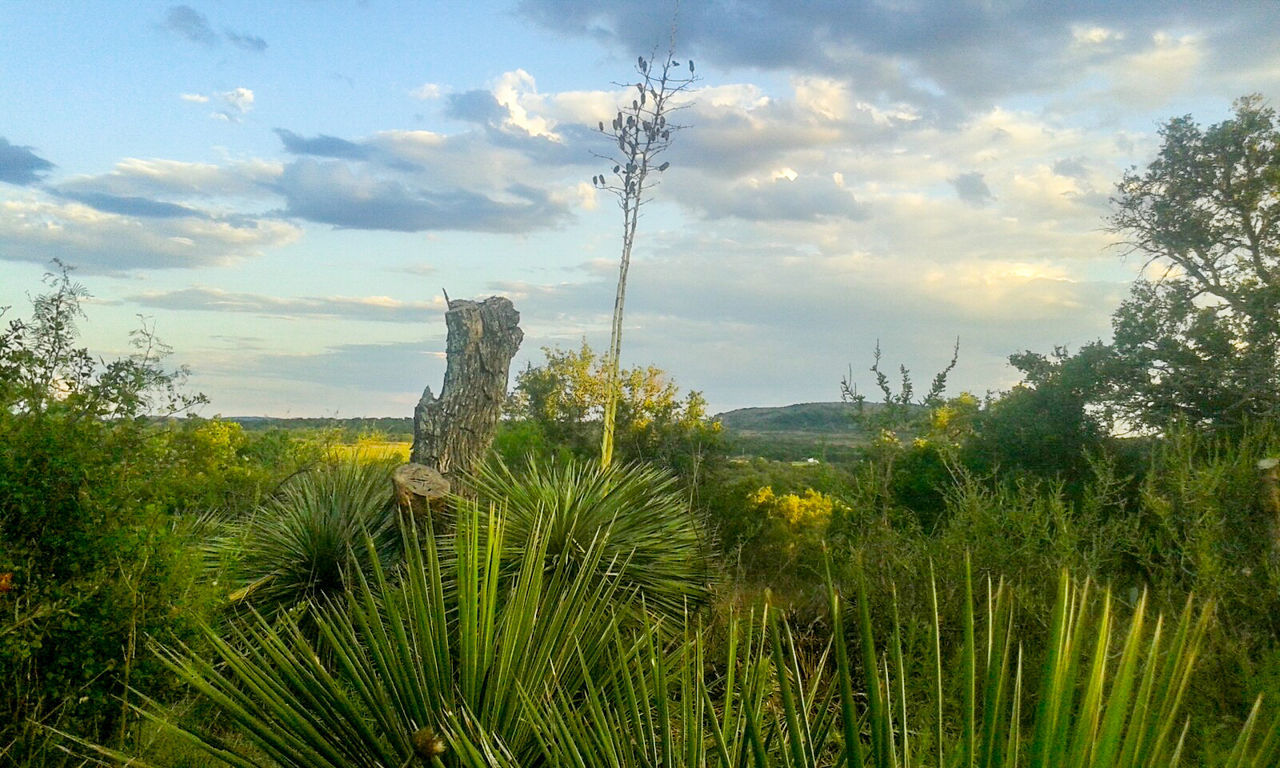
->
(1108, 94), (1280, 429)
(963, 344), (1112, 487)
(592, 44), (697, 466)
(503, 341), (723, 479)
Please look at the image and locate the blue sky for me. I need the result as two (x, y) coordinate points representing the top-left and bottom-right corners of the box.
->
(2, 1), (1278, 417)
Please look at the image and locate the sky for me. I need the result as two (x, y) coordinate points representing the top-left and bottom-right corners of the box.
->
(2, 1), (1278, 418)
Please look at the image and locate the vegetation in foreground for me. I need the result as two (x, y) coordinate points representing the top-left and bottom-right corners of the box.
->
(4, 97), (1280, 765)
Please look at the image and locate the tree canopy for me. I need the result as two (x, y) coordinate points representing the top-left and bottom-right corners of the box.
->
(1107, 94), (1280, 428)
(502, 341), (722, 475)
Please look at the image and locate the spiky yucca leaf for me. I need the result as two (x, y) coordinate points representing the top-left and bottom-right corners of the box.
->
(469, 456), (709, 619)
(122, 501), (632, 767)
(213, 457), (402, 619)
(527, 567), (1280, 767)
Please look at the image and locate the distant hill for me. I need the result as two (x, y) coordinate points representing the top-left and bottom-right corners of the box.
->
(714, 401), (926, 462)
(225, 416), (414, 441)
(716, 401), (861, 433)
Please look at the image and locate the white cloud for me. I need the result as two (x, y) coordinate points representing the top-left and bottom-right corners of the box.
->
(130, 287), (446, 322)
(0, 195), (299, 272)
(59, 157), (282, 199)
(492, 69), (558, 138)
(209, 87), (255, 122)
(1071, 25), (1125, 46)
(179, 92), (209, 103)
(222, 87), (254, 113)
(411, 83), (443, 100)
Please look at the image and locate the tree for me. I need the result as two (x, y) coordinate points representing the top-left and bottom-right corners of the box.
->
(592, 42), (697, 466)
(1108, 94), (1280, 429)
(963, 344), (1112, 488)
(503, 341), (722, 478)
(410, 295), (523, 477)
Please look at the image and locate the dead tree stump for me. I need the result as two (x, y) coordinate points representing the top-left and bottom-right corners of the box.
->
(410, 295), (524, 478)
(393, 462), (451, 521)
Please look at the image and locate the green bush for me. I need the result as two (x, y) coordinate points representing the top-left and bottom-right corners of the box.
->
(110, 524), (1280, 767)
(212, 456), (402, 622)
(0, 265), (215, 763)
(469, 456), (710, 621)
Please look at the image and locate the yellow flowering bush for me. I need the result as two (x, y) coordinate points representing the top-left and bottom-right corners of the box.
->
(748, 485), (842, 529)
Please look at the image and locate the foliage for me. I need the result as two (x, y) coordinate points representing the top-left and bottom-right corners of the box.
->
(505, 341), (724, 478)
(469, 456), (710, 621)
(739, 485), (844, 574)
(1105, 94), (1280, 429)
(118, 513), (1280, 766)
(103, 504), (635, 767)
(0, 265), (212, 763)
(213, 457), (403, 622)
(700, 458), (855, 578)
(592, 42), (697, 466)
(963, 345), (1112, 491)
(842, 338), (959, 431)
(535, 565), (1280, 767)
(0, 263), (205, 419)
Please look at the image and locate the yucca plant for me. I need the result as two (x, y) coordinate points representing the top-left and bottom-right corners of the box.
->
(468, 456), (709, 620)
(72, 502), (1280, 766)
(77, 501), (633, 767)
(528, 559), (1280, 767)
(211, 456), (402, 620)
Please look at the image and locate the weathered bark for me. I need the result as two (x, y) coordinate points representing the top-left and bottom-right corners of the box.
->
(411, 295), (523, 478)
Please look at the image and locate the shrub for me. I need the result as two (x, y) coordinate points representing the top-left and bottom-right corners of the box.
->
(98, 503), (634, 767)
(213, 456), (402, 621)
(0, 264), (211, 763)
(469, 456), (710, 620)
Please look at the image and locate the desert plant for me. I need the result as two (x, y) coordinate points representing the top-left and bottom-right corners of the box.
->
(469, 456), (710, 620)
(530, 562), (1280, 767)
(80, 502), (633, 767)
(591, 42), (697, 466)
(213, 456), (402, 620)
(72, 514), (1280, 767)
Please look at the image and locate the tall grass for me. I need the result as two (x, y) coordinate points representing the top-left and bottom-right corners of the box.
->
(532, 560), (1280, 767)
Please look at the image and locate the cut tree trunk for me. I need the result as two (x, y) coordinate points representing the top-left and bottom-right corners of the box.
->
(410, 295), (524, 478)
(393, 462), (451, 521)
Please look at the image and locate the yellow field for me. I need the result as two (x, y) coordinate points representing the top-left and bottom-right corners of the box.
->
(327, 441), (412, 463)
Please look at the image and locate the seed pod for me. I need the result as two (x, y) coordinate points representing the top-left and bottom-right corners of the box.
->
(658, 162), (670, 171)
(412, 727), (446, 759)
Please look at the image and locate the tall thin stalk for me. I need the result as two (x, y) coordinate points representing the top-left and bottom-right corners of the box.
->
(592, 36), (696, 466)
